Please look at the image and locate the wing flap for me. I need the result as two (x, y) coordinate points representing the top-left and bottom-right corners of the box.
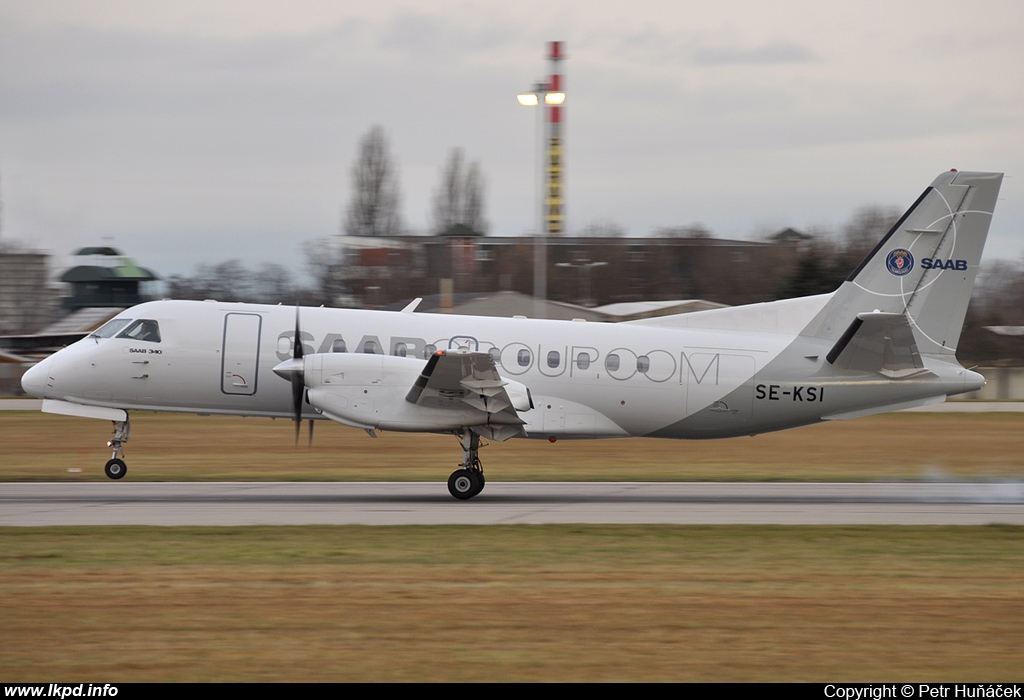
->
(405, 350), (530, 438)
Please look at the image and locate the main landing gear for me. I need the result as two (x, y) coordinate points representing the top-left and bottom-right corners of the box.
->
(103, 419), (130, 480)
(448, 431), (485, 500)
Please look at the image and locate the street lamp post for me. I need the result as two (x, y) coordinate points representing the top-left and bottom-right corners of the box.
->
(518, 41), (565, 318)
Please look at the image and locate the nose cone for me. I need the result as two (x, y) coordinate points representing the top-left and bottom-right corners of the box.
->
(21, 355), (54, 398)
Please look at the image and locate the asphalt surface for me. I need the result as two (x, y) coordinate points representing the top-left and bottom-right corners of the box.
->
(2, 481), (1022, 526)
(6, 399), (1024, 412)
(5, 400), (1021, 526)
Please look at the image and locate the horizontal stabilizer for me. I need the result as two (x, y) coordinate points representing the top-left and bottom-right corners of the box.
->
(826, 312), (931, 376)
(822, 394), (946, 420)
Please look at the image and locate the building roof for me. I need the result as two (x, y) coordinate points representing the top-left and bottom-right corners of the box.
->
(985, 326), (1024, 337)
(73, 246), (122, 256)
(60, 263), (159, 282)
(593, 299), (728, 320)
(39, 307), (126, 335)
(385, 292), (728, 322)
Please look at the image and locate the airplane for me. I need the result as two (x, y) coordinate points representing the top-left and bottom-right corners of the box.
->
(21, 169), (1002, 499)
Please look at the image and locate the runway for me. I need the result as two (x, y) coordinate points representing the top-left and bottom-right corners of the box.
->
(5, 399), (1024, 412)
(2, 481), (1023, 526)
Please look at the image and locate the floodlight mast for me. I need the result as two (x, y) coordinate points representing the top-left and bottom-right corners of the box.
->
(517, 41), (566, 318)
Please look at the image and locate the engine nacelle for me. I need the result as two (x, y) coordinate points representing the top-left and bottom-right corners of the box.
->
(302, 352), (531, 433)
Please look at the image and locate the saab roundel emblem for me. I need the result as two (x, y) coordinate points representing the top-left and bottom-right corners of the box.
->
(886, 248), (914, 276)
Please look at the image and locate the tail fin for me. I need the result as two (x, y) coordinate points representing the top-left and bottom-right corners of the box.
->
(803, 170), (1003, 358)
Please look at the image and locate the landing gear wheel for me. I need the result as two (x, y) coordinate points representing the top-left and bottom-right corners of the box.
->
(104, 458), (127, 480)
(448, 469), (483, 500)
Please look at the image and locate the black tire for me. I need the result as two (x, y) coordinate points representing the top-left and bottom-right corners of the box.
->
(104, 458), (127, 480)
(448, 469), (481, 500)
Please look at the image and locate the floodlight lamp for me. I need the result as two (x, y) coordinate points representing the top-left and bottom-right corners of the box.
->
(545, 92), (566, 105)
(517, 94), (539, 106)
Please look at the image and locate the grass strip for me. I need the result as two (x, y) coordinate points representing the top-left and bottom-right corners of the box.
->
(2, 525), (1022, 681)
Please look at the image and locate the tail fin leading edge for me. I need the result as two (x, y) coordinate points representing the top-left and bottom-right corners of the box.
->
(804, 170), (1003, 357)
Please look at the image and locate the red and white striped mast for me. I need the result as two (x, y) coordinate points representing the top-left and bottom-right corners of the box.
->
(545, 41), (565, 237)
(518, 42), (566, 316)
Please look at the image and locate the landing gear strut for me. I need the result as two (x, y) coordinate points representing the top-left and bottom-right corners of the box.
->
(104, 419), (130, 480)
(448, 431), (485, 500)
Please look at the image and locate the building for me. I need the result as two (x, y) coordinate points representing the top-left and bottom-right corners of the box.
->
(339, 234), (780, 310)
(60, 246), (159, 310)
(0, 250), (57, 335)
(0, 246), (160, 393)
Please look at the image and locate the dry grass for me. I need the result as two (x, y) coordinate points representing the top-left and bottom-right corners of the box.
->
(1, 410), (1022, 482)
(3, 411), (1022, 681)
(2, 525), (1022, 682)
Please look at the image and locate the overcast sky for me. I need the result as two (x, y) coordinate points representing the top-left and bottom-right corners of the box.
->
(1, 0), (1022, 279)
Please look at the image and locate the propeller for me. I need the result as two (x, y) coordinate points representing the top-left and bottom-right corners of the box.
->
(290, 307), (305, 446)
(271, 307), (307, 446)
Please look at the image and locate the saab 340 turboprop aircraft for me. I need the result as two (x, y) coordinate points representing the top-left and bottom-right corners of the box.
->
(21, 170), (1003, 499)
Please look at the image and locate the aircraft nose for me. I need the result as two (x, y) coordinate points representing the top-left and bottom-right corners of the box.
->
(21, 355), (54, 398)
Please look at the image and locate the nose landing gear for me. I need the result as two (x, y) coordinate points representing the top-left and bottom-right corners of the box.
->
(104, 419), (130, 480)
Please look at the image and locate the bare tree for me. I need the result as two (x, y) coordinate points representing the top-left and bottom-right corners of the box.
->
(839, 205), (901, 266)
(655, 224), (712, 239)
(463, 161), (487, 234)
(344, 126), (402, 237)
(431, 148), (488, 236)
(302, 237), (349, 306)
(576, 218), (627, 237)
(166, 260), (252, 302)
(252, 263), (296, 304)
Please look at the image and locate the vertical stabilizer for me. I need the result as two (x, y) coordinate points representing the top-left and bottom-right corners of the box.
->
(803, 170), (1002, 357)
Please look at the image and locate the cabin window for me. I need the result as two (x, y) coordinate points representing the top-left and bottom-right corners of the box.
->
(423, 344), (437, 359)
(361, 340), (379, 354)
(636, 355), (650, 373)
(517, 349), (532, 367)
(394, 342), (407, 357)
(547, 351), (561, 368)
(488, 347), (501, 363)
(92, 318), (132, 339)
(605, 353), (620, 372)
(117, 319), (161, 343)
(331, 339), (347, 353)
(576, 353), (590, 370)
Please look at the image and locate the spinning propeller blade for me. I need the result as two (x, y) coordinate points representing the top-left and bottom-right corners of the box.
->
(291, 307), (305, 446)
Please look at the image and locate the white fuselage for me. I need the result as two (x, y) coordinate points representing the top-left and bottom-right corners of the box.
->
(22, 298), (980, 441)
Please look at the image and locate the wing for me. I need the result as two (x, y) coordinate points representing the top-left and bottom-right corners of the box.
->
(406, 349), (533, 441)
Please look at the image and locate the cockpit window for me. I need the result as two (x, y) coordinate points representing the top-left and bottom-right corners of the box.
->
(117, 319), (161, 343)
(91, 318), (132, 339)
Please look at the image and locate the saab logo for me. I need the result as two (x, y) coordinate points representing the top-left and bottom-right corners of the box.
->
(885, 249), (914, 276)
(922, 258), (968, 271)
